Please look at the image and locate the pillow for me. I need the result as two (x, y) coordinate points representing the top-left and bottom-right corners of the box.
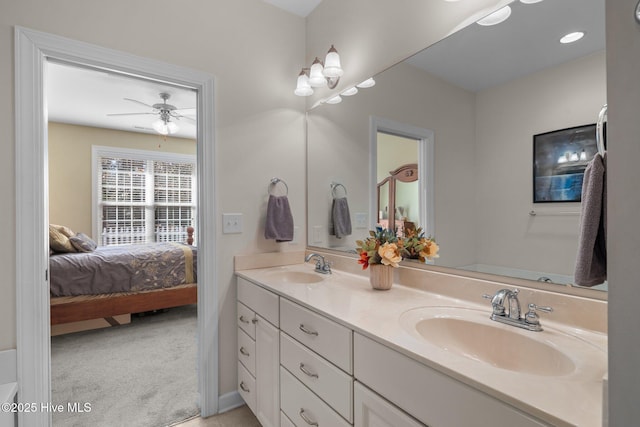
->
(49, 225), (77, 253)
(50, 224), (75, 238)
(69, 233), (98, 253)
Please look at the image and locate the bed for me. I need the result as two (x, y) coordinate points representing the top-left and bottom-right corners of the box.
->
(49, 227), (197, 327)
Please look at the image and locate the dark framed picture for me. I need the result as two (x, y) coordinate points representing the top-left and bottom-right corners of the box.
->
(533, 124), (597, 203)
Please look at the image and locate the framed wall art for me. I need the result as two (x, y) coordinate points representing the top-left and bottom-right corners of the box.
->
(533, 124), (598, 203)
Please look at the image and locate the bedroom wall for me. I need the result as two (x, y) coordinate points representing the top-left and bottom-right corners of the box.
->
(48, 122), (196, 239)
(0, 0), (306, 399)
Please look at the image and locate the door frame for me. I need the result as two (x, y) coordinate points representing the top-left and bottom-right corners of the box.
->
(15, 26), (218, 426)
(370, 116), (435, 237)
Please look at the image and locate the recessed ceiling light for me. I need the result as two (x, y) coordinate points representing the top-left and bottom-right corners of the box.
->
(356, 78), (376, 88)
(560, 31), (585, 44)
(341, 87), (358, 96)
(520, 0), (544, 4)
(477, 6), (512, 26)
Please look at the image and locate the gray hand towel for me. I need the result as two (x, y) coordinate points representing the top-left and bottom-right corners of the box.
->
(331, 197), (352, 238)
(574, 152), (607, 287)
(264, 195), (294, 242)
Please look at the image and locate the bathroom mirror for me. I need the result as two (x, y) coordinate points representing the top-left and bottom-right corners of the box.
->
(306, 0), (607, 292)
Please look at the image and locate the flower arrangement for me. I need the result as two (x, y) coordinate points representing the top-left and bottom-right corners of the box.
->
(356, 226), (439, 270)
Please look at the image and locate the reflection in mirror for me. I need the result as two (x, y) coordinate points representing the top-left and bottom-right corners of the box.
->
(307, 0), (606, 294)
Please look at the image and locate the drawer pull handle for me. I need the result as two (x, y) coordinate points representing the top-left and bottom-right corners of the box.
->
(299, 409), (319, 426)
(239, 381), (250, 393)
(239, 347), (250, 357)
(239, 315), (250, 324)
(299, 363), (319, 379)
(299, 324), (319, 336)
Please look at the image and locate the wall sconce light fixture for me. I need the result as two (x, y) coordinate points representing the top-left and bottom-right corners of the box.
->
(295, 45), (343, 96)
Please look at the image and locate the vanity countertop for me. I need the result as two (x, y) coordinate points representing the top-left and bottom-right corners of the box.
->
(236, 262), (607, 427)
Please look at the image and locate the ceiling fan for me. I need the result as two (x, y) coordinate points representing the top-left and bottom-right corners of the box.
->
(107, 92), (195, 135)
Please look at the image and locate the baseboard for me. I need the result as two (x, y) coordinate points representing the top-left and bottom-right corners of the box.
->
(0, 349), (16, 384)
(218, 391), (245, 414)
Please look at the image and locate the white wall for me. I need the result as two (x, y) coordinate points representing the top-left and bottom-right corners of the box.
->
(1, 0), (306, 398)
(307, 62), (477, 265)
(606, 0), (640, 424)
(474, 51), (606, 275)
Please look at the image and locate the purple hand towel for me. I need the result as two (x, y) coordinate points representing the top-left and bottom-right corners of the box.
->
(574, 152), (607, 287)
(264, 195), (294, 242)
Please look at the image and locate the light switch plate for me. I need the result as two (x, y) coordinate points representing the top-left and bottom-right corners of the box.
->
(222, 213), (243, 234)
(355, 212), (368, 229)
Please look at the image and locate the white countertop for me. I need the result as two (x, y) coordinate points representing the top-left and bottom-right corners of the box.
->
(237, 263), (607, 427)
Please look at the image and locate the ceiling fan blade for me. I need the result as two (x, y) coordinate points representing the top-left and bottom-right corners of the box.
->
(123, 98), (155, 108)
(174, 108), (196, 114)
(107, 112), (156, 117)
(174, 115), (196, 123)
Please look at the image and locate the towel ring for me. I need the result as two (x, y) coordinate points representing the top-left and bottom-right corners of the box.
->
(331, 182), (347, 198)
(268, 177), (288, 196)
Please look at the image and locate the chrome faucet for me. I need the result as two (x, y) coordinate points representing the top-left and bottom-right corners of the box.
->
(305, 253), (332, 275)
(482, 288), (553, 332)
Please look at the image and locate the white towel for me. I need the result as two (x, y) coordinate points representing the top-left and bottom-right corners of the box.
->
(574, 152), (607, 287)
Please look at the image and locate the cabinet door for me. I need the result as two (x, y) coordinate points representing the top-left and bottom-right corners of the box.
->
(354, 381), (425, 427)
(256, 314), (280, 427)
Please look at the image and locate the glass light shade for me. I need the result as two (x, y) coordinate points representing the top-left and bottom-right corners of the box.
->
(153, 119), (179, 135)
(569, 152), (580, 162)
(560, 32), (584, 44)
(558, 155), (568, 164)
(294, 72), (313, 96)
(520, 0), (544, 3)
(341, 87), (358, 96)
(580, 150), (587, 161)
(356, 78), (376, 88)
(477, 6), (512, 26)
(325, 95), (342, 104)
(308, 58), (327, 87)
(322, 46), (343, 78)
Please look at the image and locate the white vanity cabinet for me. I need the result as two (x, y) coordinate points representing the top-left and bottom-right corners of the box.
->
(354, 381), (425, 427)
(354, 333), (551, 427)
(237, 277), (280, 427)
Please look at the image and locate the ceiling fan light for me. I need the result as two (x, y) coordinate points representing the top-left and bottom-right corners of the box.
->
(166, 121), (179, 134)
(152, 119), (168, 135)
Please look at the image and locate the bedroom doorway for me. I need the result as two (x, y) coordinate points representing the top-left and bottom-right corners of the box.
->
(15, 27), (218, 427)
(47, 61), (200, 426)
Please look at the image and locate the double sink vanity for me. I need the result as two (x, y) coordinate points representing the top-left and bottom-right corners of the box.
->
(235, 251), (607, 427)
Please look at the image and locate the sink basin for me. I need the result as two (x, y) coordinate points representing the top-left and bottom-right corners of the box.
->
(263, 269), (326, 284)
(399, 307), (600, 377)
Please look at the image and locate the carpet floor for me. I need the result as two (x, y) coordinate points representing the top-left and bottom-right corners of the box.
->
(51, 305), (199, 427)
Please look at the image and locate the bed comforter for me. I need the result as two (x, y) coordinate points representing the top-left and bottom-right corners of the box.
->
(50, 242), (197, 297)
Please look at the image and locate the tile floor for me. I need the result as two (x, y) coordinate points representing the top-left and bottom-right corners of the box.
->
(171, 405), (260, 427)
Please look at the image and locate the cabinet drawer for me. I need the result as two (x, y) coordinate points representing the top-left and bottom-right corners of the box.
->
(280, 298), (353, 373)
(281, 411), (296, 427)
(238, 277), (279, 327)
(238, 362), (256, 416)
(280, 367), (350, 427)
(354, 333), (550, 427)
(281, 332), (353, 422)
(238, 328), (256, 376)
(237, 302), (256, 339)
(354, 381), (425, 427)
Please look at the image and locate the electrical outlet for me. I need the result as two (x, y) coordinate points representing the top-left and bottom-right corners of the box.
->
(222, 213), (243, 234)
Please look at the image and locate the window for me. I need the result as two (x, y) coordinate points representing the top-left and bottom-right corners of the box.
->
(93, 146), (196, 246)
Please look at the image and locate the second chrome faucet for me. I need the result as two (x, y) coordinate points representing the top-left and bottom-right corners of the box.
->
(482, 288), (553, 332)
